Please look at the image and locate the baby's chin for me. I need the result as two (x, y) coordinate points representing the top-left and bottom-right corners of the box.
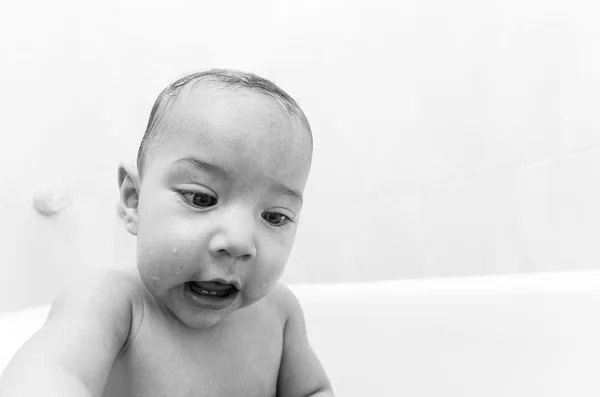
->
(169, 306), (230, 329)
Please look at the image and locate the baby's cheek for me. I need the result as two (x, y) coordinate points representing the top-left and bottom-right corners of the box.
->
(136, 215), (207, 288)
(139, 252), (176, 286)
(138, 241), (193, 286)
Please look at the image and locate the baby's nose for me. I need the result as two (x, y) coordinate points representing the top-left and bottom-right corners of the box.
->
(208, 212), (257, 260)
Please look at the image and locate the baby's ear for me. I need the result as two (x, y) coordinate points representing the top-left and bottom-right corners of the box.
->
(117, 162), (141, 236)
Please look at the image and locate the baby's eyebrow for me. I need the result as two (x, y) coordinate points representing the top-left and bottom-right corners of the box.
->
(273, 182), (303, 204)
(171, 156), (227, 177)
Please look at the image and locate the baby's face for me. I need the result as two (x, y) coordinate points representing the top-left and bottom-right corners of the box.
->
(134, 86), (311, 329)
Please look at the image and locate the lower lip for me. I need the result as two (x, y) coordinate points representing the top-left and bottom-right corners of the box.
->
(183, 283), (238, 311)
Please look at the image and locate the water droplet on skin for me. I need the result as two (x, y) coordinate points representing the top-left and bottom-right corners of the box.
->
(172, 247), (178, 254)
(191, 223), (195, 228)
(149, 252), (154, 256)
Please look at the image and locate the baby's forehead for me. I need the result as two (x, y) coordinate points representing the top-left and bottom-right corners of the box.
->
(148, 118), (311, 192)
(152, 86), (308, 154)
(170, 84), (308, 143)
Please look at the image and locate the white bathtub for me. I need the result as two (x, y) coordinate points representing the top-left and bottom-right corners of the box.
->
(2, 270), (600, 396)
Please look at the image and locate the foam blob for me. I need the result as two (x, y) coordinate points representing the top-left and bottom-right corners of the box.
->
(33, 188), (72, 216)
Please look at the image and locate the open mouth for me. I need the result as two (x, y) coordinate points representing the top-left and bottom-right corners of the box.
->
(184, 280), (239, 311)
(187, 280), (237, 298)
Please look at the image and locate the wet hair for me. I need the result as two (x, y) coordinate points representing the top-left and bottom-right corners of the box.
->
(136, 69), (313, 177)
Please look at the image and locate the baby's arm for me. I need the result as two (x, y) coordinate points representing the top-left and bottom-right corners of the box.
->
(276, 285), (334, 397)
(0, 270), (135, 397)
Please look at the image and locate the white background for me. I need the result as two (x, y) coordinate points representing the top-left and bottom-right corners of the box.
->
(1, 0), (599, 310)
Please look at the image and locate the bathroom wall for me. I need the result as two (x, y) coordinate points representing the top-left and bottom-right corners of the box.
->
(1, 0), (599, 311)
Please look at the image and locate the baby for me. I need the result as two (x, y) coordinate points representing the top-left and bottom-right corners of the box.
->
(0, 69), (333, 397)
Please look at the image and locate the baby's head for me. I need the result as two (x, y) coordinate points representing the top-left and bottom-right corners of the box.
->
(118, 69), (313, 329)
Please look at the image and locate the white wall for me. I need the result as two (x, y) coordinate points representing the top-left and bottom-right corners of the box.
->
(1, 0), (599, 311)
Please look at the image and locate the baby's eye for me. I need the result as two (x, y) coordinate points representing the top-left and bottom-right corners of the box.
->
(261, 211), (291, 227)
(180, 191), (217, 208)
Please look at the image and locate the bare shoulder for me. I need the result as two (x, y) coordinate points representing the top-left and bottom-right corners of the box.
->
(48, 268), (144, 348)
(50, 267), (143, 322)
(2, 268), (146, 396)
(265, 282), (304, 326)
